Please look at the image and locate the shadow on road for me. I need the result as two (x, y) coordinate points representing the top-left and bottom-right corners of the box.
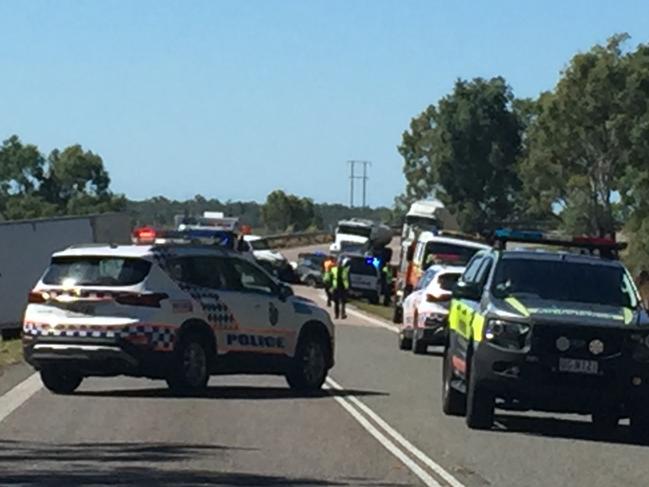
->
(495, 413), (648, 446)
(0, 440), (251, 463)
(0, 441), (409, 486)
(75, 385), (389, 400)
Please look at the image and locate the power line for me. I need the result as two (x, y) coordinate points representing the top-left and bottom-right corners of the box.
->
(347, 160), (371, 208)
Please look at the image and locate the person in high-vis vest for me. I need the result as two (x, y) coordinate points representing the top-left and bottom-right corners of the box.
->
(322, 258), (335, 307)
(331, 257), (351, 319)
(381, 264), (393, 306)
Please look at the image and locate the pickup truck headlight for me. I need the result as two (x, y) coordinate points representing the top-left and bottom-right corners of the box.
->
(485, 319), (530, 350)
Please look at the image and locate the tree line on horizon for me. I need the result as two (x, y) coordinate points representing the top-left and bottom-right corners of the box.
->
(0, 138), (394, 234)
(396, 34), (649, 274)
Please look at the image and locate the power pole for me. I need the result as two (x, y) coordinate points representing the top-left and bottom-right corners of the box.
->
(348, 161), (355, 208)
(347, 160), (371, 208)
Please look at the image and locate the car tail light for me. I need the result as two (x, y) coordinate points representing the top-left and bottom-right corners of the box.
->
(426, 293), (451, 303)
(132, 226), (157, 244)
(115, 292), (168, 308)
(28, 291), (47, 304)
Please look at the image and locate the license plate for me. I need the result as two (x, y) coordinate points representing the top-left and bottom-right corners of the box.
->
(558, 358), (598, 375)
(57, 302), (96, 316)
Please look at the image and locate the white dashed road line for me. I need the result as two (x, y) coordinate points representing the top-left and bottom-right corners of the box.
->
(326, 377), (465, 487)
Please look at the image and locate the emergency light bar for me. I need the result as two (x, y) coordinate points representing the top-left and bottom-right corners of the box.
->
(364, 256), (382, 269)
(492, 228), (626, 259)
(132, 226), (237, 248)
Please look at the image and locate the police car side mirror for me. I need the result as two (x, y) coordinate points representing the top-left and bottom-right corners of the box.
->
(453, 281), (482, 301)
(278, 284), (293, 301)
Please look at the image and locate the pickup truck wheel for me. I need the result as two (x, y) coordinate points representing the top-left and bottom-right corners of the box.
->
(630, 409), (649, 444)
(412, 333), (428, 354)
(393, 305), (403, 324)
(166, 332), (209, 396)
(286, 334), (328, 392)
(398, 333), (412, 350)
(305, 276), (317, 288)
(40, 367), (82, 395)
(442, 349), (466, 416)
(465, 363), (494, 430)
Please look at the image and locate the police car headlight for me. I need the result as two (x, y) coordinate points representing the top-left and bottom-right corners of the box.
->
(485, 319), (530, 350)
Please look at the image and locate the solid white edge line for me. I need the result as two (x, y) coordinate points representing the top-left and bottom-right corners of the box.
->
(327, 377), (465, 487)
(0, 372), (42, 424)
(314, 293), (399, 334)
(324, 384), (442, 487)
(346, 308), (399, 334)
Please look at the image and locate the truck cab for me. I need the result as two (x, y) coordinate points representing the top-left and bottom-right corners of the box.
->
(329, 218), (392, 254)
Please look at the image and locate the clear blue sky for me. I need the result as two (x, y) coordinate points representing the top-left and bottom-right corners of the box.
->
(1, 1), (647, 207)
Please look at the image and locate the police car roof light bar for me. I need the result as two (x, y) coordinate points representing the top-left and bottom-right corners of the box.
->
(132, 225), (237, 248)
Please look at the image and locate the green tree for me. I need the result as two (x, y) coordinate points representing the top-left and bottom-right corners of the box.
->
(261, 190), (319, 232)
(617, 41), (649, 273)
(41, 145), (124, 215)
(398, 77), (524, 233)
(0, 135), (125, 219)
(0, 135), (49, 219)
(521, 34), (636, 236)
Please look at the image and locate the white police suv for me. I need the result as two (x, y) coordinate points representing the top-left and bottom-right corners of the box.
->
(23, 228), (334, 395)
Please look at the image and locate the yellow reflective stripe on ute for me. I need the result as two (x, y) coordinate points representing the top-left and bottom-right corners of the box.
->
(505, 297), (530, 317)
(624, 308), (634, 325)
(448, 299), (462, 333)
(472, 313), (486, 342)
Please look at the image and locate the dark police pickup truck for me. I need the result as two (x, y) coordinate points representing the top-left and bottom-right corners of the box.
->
(442, 230), (649, 441)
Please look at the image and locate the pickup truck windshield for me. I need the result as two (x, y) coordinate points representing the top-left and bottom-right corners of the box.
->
(424, 242), (481, 266)
(492, 258), (638, 308)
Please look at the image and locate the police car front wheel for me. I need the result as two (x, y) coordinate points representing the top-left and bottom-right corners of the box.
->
(40, 366), (83, 395)
(286, 335), (328, 391)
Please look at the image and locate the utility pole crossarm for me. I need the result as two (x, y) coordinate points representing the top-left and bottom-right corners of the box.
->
(347, 160), (371, 208)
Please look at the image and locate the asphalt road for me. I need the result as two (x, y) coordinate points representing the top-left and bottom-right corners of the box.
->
(2, 243), (649, 486)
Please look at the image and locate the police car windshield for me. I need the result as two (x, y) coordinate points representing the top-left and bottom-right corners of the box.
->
(43, 257), (152, 286)
(249, 239), (271, 251)
(492, 258), (638, 308)
(348, 257), (378, 276)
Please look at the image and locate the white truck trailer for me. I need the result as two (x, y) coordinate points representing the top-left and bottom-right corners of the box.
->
(0, 213), (130, 333)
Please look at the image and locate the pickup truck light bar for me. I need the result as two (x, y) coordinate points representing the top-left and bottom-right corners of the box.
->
(492, 229), (627, 259)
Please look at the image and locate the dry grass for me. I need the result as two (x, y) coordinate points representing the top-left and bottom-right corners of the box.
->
(0, 338), (22, 367)
(350, 300), (394, 322)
